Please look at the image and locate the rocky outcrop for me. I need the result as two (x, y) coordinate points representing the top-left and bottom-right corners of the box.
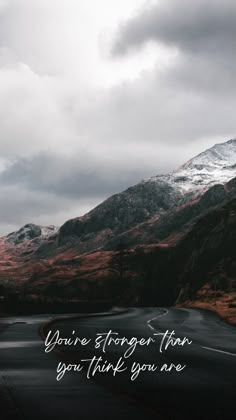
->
(6, 224), (58, 245)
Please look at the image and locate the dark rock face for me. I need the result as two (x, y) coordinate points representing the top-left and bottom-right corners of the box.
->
(90, 177), (236, 251)
(58, 179), (183, 245)
(39, 175), (236, 259)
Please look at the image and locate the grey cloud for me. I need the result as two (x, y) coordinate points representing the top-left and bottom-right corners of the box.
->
(0, 185), (69, 226)
(77, 71), (236, 146)
(86, 0), (235, 147)
(0, 0), (236, 235)
(0, 179), (106, 235)
(0, 152), (148, 199)
(0, 151), (156, 233)
(113, 0), (236, 57)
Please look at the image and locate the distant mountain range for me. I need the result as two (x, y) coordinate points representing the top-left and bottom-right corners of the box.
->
(0, 138), (236, 322)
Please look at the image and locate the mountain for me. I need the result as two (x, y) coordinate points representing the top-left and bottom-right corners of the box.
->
(55, 138), (236, 252)
(165, 137), (236, 193)
(0, 224), (58, 284)
(6, 224), (58, 245)
(7, 138), (236, 257)
(127, 195), (236, 324)
(0, 138), (236, 323)
(172, 196), (236, 324)
(176, 197), (236, 304)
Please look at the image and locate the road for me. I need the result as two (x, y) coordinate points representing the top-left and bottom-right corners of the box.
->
(0, 308), (236, 420)
(49, 307), (236, 420)
(0, 313), (156, 420)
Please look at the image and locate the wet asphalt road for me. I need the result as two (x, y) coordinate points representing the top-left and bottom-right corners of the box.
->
(0, 308), (236, 420)
(50, 307), (236, 420)
(0, 313), (156, 420)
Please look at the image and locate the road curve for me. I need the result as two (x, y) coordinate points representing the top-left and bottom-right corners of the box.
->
(50, 307), (236, 420)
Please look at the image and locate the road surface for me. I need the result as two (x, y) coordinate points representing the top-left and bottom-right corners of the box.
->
(0, 313), (156, 420)
(0, 308), (236, 419)
(49, 307), (236, 420)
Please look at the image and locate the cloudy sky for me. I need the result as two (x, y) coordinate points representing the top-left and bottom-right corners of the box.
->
(0, 0), (235, 234)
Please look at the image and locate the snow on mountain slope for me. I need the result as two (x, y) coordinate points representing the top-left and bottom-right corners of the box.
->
(6, 223), (58, 245)
(40, 225), (59, 237)
(150, 138), (236, 195)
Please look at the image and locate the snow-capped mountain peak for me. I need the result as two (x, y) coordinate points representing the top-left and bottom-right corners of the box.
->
(180, 138), (236, 170)
(150, 138), (236, 195)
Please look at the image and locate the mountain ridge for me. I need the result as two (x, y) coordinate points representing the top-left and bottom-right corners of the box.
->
(0, 137), (236, 324)
(56, 137), (236, 250)
(2, 137), (236, 245)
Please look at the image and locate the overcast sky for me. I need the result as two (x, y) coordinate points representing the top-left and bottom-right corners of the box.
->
(0, 0), (235, 234)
